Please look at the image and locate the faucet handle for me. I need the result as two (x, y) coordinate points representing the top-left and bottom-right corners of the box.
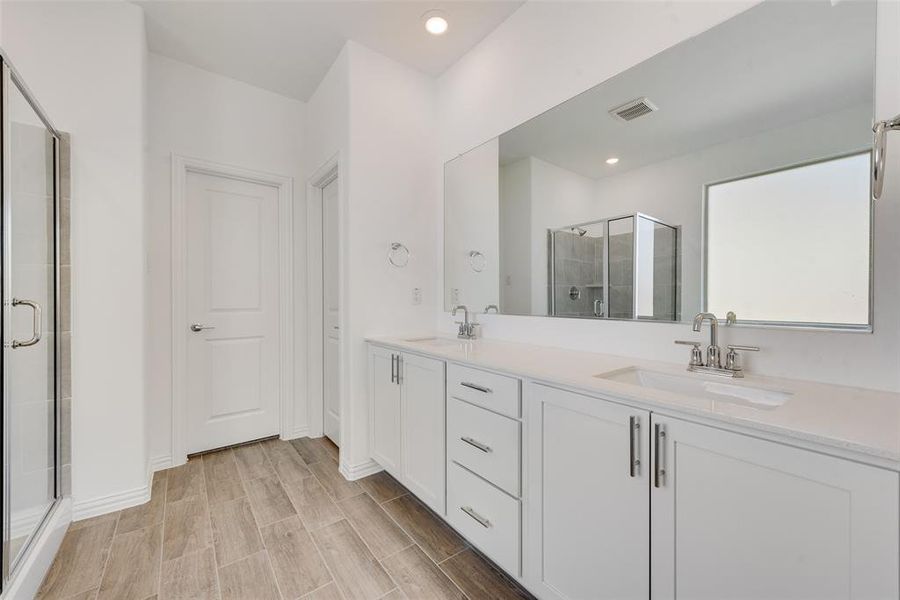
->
(725, 345), (759, 372)
(675, 340), (704, 367)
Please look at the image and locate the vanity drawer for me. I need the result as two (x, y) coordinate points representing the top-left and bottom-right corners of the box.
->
(448, 397), (520, 496)
(447, 363), (521, 418)
(447, 462), (521, 577)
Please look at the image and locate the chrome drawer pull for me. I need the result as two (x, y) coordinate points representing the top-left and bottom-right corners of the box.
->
(460, 381), (492, 394)
(460, 506), (491, 528)
(460, 436), (492, 453)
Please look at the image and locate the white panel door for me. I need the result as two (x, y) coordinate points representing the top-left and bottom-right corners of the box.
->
(401, 353), (446, 514)
(185, 171), (279, 453)
(651, 415), (899, 600)
(526, 383), (650, 600)
(369, 345), (402, 478)
(322, 178), (341, 444)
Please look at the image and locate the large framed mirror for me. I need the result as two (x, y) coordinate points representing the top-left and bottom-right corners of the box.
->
(444, 0), (875, 330)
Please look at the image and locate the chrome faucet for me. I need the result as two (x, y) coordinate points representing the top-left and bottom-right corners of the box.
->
(674, 312), (759, 378)
(452, 305), (478, 339)
(692, 312), (721, 368)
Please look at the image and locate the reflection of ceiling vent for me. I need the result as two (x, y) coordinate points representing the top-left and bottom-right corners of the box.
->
(609, 97), (658, 122)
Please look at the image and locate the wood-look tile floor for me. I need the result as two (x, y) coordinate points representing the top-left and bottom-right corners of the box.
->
(37, 437), (532, 600)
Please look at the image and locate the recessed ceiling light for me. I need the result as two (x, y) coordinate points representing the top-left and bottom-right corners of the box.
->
(606, 157), (620, 165)
(423, 11), (449, 35)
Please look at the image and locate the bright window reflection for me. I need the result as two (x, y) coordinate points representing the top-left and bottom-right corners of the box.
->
(706, 153), (870, 326)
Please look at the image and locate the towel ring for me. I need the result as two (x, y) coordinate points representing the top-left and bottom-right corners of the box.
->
(388, 242), (410, 268)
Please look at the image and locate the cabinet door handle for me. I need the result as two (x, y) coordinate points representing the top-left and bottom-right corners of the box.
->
(629, 416), (641, 477)
(390, 354), (397, 384)
(460, 381), (492, 394)
(460, 506), (491, 528)
(654, 423), (667, 488)
(460, 436), (492, 453)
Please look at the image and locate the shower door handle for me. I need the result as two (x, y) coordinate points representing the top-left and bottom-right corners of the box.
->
(873, 113), (900, 200)
(10, 298), (42, 348)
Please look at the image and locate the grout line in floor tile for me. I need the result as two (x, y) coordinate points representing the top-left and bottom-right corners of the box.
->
(374, 494), (473, 600)
(156, 475), (169, 598)
(201, 454), (225, 600)
(258, 443), (288, 599)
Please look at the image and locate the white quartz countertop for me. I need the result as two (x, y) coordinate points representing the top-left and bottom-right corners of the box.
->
(367, 335), (900, 468)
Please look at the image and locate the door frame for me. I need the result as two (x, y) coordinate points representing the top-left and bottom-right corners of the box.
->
(306, 154), (345, 442)
(170, 154), (294, 465)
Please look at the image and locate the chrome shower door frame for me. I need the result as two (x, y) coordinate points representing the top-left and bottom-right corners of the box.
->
(0, 53), (63, 589)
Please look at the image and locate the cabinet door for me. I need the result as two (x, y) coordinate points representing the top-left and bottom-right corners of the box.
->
(369, 345), (402, 477)
(401, 352), (447, 514)
(526, 383), (650, 600)
(651, 415), (899, 600)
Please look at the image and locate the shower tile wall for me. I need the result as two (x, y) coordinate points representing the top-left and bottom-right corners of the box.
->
(552, 231), (603, 317)
(608, 231), (634, 319)
(652, 225), (678, 321)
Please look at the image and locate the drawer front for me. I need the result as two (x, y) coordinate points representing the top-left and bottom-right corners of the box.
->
(448, 398), (520, 496)
(447, 462), (521, 577)
(447, 363), (521, 418)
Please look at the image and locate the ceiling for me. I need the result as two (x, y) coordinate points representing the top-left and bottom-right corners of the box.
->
(499, 0), (876, 180)
(136, 0), (524, 101)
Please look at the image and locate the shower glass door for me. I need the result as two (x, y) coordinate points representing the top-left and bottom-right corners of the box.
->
(1, 59), (60, 579)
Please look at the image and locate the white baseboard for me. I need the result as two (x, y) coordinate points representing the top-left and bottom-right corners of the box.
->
(72, 480), (152, 521)
(2, 497), (71, 600)
(150, 454), (174, 472)
(339, 458), (382, 481)
(283, 426), (309, 441)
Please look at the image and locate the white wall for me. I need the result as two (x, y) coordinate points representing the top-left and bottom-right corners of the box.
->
(145, 54), (306, 465)
(1, 1), (149, 507)
(445, 139), (499, 312)
(341, 41), (440, 472)
(499, 158), (531, 314)
(437, 0), (900, 392)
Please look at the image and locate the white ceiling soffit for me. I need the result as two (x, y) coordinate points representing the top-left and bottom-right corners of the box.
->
(136, 0), (524, 101)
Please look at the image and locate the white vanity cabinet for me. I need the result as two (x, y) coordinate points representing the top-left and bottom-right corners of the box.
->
(650, 414), (900, 600)
(368, 345), (446, 514)
(525, 383), (651, 600)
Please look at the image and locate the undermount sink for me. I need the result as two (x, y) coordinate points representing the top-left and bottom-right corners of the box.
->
(404, 336), (466, 347)
(595, 367), (792, 409)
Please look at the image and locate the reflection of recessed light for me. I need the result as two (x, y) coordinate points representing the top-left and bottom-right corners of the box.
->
(606, 157), (619, 165)
(423, 11), (449, 35)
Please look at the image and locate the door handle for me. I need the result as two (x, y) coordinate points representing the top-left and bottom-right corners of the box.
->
(10, 298), (41, 348)
(654, 423), (667, 488)
(190, 323), (216, 332)
(629, 416), (641, 477)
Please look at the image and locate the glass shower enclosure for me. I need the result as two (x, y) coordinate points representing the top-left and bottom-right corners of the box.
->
(549, 213), (679, 321)
(0, 54), (62, 585)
